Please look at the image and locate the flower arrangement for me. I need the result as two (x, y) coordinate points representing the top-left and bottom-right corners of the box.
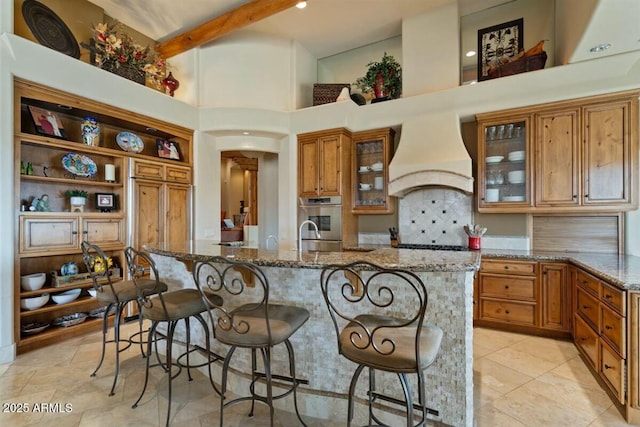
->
(82, 21), (166, 84)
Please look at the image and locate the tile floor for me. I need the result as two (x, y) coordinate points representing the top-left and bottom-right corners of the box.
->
(0, 324), (635, 426)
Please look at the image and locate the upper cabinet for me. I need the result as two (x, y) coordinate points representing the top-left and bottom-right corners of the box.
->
(477, 90), (638, 213)
(477, 115), (532, 209)
(297, 128), (352, 198)
(351, 128), (395, 214)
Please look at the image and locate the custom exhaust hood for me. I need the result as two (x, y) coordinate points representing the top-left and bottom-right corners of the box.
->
(388, 111), (473, 197)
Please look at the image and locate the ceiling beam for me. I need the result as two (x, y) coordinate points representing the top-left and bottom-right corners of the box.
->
(156, 0), (302, 58)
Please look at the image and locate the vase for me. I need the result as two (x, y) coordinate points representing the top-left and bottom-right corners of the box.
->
(162, 72), (180, 97)
(373, 72), (387, 99)
(81, 117), (100, 146)
(101, 62), (145, 85)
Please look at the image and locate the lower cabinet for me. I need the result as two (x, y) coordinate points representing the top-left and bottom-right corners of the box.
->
(476, 259), (570, 334)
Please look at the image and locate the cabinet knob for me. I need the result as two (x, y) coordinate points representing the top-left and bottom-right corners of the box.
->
(505, 310), (510, 314)
(604, 294), (612, 300)
(504, 266), (509, 270)
(605, 325), (613, 330)
(582, 305), (590, 309)
(71, 231), (78, 235)
(504, 285), (509, 289)
(82, 231), (88, 235)
(604, 364), (613, 370)
(580, 337), (587, 342)
(585, 194), (589, 198)
(573, 195), (577, 199)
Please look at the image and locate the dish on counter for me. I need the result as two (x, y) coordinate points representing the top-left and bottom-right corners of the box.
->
(61, 153), (98, 177)
(21, 321), (50, 335)
(116, 131), (144, 153)
(53, 312), (87, 327)
(485, 156), (504, 164)
(502, 195), (525, 202)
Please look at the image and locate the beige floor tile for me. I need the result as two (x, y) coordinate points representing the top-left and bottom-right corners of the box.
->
(485, 346), (562, 378)
(588, 405), (633, 427)
(508, 335), (579, 364)
(474, 357), (534, 395)
(472, 327), (529, 351)
(474, 403), (528, 427)
(550, 355), (604, 391)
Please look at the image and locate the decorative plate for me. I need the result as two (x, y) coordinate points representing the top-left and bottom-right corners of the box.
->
(116, 132), (144, 153)
(21, 321), (50, 335)
(89, 306), (116, 318)
(61, 153), (97, 177)
(53, 313), (87, 327)
(22, 0), (80, 58)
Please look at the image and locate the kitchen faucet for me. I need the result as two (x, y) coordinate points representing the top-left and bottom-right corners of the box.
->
(298, 220), (320, 251)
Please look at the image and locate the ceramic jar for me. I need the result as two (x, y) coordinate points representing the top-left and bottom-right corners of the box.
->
(81, 117), (100, 146)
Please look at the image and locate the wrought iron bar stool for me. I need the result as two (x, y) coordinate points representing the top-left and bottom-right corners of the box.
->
(320, 260), (443, 427)
(192, 256), (309, 427)
(81, 241), (168, 397)
(126, 246), (222, 427)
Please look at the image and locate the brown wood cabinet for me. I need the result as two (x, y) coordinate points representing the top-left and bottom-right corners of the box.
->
(130, 159), (192, 253)
(13, 79), (193, 353)
(477, 90), (638, 212)
(475, 258), (571, 336)
(297, 128), (351, 197)
(351, 128), (395, 214)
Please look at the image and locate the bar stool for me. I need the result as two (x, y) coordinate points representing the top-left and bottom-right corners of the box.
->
(192, 256), (309, 427)
(81, 241), (168, 396)
(125, 247), (222, 427)
(320, 260), (443, 427)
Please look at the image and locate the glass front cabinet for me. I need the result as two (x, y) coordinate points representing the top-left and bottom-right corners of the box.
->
(352, 128), (395, 214)
(477, 116), (531, 211)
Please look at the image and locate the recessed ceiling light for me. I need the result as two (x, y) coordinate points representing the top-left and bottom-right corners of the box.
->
(242, 131), (250, 135)
(296, 1), (307, 9)
(589, 43), (611, 53)
(465, 50), (476, 57)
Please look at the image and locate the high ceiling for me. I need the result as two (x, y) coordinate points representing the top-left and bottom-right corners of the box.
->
(87, 0), (514, 59)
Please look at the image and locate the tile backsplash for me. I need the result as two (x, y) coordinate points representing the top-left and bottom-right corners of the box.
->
(398, 188), (472, 246)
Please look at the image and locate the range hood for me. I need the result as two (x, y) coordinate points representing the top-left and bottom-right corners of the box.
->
(388, 112), (473, 197)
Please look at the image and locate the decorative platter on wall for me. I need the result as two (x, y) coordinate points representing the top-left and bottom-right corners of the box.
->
(116, 132), (144, 153)
(22, 0), (80, 59)
(61, 153), (98, 177)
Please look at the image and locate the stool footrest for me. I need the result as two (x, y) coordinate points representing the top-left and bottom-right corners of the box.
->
(368, 391), (439, 417)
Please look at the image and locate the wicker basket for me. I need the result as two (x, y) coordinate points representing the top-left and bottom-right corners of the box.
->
(101, 62), (146, 85)
(488, 52), (547, 79)
(313, 83), (350, 106)
(50, 268), (121, 287)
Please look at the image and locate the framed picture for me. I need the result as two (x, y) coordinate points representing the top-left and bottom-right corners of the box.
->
(95, 192), (116, 212)
(477, 18), (523, 81)
(28, 106), (67, 139)
(156, 138), (181, 161)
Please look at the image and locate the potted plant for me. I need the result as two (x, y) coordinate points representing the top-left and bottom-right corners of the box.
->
(65, 189), (88, 206)
(354, 52), (402, 101)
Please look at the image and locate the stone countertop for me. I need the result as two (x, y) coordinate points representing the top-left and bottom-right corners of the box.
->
(144, 240), (480, 273)
(480, 249), (640, 290)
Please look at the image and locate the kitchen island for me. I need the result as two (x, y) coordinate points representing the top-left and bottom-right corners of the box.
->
(145, 241), (480, 426)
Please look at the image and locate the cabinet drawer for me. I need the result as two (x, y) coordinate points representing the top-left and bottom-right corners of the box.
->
(601, 283), (625, 316)
(601, 304), (625, 357)
(600, 340), (625, 405)
(576, 287), (599, 329)
(134, 161), (164, 180)
(20, 216), (79, 253)
(480, 299), (536, 326)
(165, 166), (191, 183)
(481, 260), (536, 275)
(480, 275), (536, 300)
(574, 313), (599, 370)
(576, 270), (601, 297)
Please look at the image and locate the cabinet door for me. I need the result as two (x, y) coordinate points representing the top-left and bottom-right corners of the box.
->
(352, 128), (395, 214)
(166, 165), (191, 183)
(540, 262), (570, 331)
(574, 313), (599, 370)
(82, 217), (126, 249)
(132, 180), (164, 249)
(133, 160), (165, 180)
(165, 183), (191, 252)
(20, 216), (78, 254)
(298, 138), (319, 197)
(318, 134), (341, 195)
(535, 109), (580, 207)
(583, 100), (633, 206)
(478, 116), (531, 211)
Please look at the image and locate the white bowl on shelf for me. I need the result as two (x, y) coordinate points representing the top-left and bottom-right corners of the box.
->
(371, 162), (383, 171)
(20, 293), (50, 311)
(52, 288), (81, 305)
(88, 288), (97, 298)
(485, 156), (504, 164)
(20, 272), (46, 291)
(359, 183), (372, 190)
(508, 170), (525, 183)
(359, 166), (370, 172)
(508, 151), (525, 161)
